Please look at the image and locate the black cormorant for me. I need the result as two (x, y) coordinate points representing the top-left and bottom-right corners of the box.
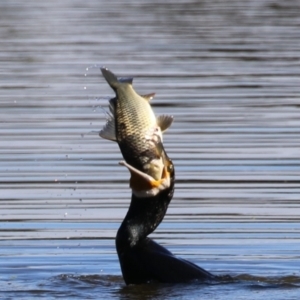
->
(115, 162), (216, 285)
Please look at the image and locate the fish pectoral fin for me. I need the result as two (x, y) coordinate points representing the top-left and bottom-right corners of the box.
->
(99, 114), (117, 141)
(157, 115), (174, 132)
(141, 93), (155, 102)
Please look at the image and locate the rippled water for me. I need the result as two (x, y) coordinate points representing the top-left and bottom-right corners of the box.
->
(1, 0), (300, 299)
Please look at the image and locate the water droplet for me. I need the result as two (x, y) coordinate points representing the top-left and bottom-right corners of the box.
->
(84, 86), (87, 90)
(84, 74), (87, 77)
(64, 212), (68, 217)
(86, 67), (89, 71)
(54, 179), (58, 182)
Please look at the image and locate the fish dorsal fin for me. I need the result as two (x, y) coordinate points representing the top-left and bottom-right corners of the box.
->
(99, 115), (116, 141)
(141, 93), (155, 102)
(119, 77), (133, 84)
(99, 98), (117, 142)
(157, 115), (174, 132)
(108, 97), (116, 114)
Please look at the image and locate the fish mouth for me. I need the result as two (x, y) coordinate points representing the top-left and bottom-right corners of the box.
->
(119, 158), (173, 198)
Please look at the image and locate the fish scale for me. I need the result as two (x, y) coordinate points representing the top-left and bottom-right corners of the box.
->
(114, 84), (157, 170)
(100, 67), (173, 180)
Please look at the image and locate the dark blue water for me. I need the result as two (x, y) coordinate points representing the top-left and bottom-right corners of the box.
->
(1, 0), (300, 299)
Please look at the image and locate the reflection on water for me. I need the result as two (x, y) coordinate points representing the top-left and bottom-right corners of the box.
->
(2, 273), (300, 300)
(1, 0), (300, 299)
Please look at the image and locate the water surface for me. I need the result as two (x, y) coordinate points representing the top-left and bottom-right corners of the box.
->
(1, 0), (300, 299)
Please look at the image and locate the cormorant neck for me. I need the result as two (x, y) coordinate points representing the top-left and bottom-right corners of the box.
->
(116, 181), (174, 248)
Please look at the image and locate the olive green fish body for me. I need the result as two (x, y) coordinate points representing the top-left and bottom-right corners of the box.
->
(113, 84), (159, 171)
(100, 68), (173, 180)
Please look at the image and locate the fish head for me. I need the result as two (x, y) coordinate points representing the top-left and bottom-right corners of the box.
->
(119, 144), (174, 198)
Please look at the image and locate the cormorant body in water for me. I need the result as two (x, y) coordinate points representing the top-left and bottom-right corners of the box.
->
(116, 166), (216, 285)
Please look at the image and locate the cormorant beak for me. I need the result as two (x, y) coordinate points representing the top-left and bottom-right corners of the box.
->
(119, 160), (171, 197)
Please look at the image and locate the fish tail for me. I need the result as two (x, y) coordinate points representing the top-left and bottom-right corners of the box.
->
(101, 67), (134, 90)
(101, 67), (119, 89)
